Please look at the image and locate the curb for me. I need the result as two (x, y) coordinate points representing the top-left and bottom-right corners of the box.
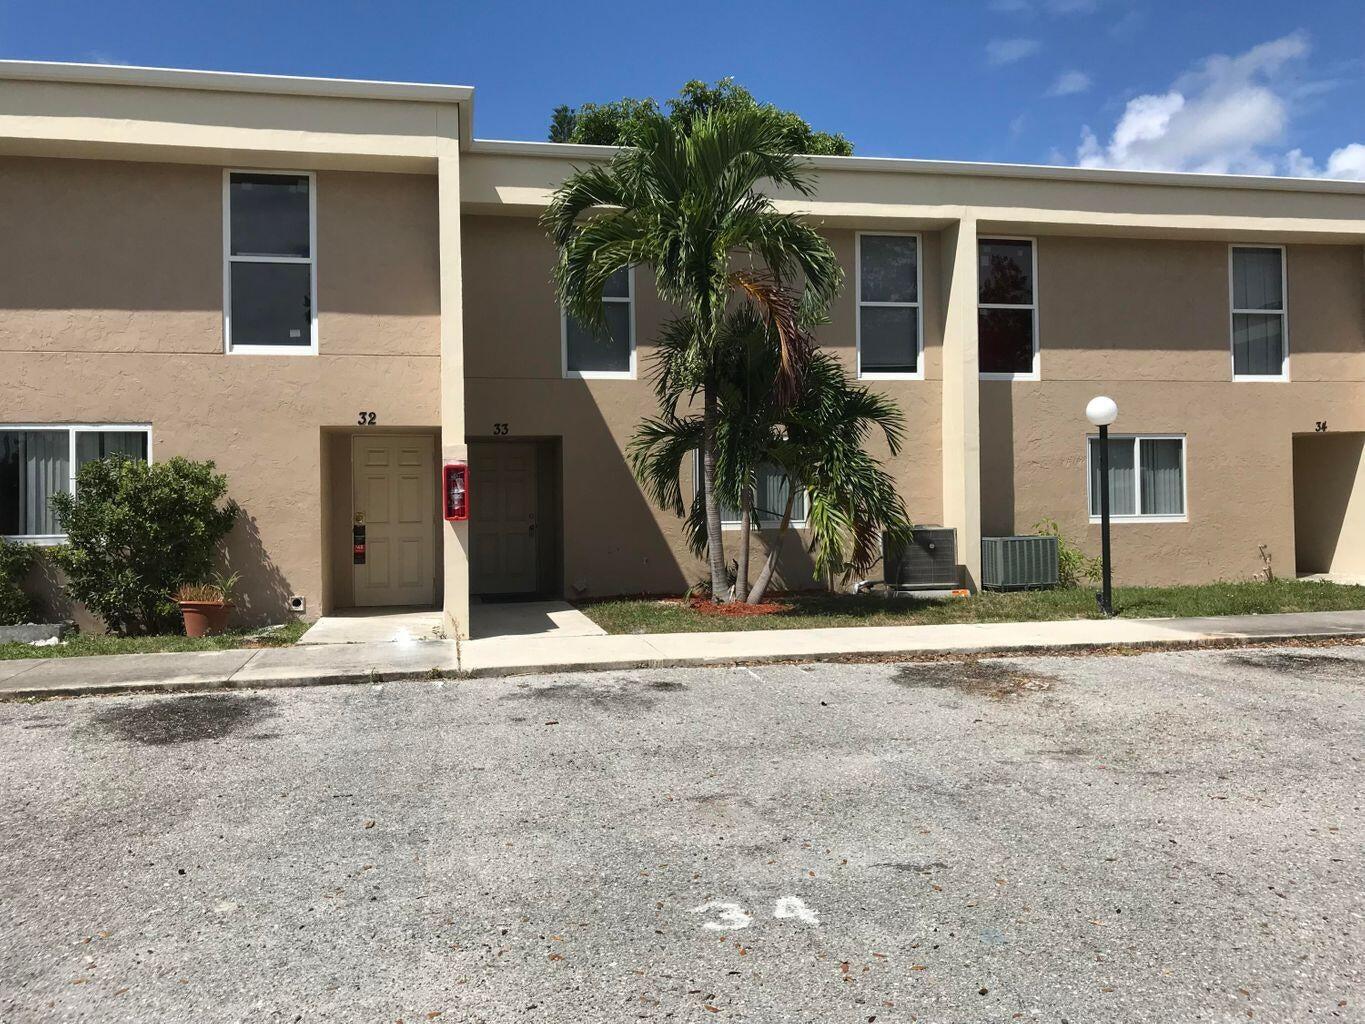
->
(458, 631), (1365, 679)
(4, 630), (1363, 699)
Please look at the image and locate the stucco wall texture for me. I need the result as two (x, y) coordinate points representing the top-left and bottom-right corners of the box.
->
(980, 237), (1365, 584)
(460, 217), (944, 598)
(2, 157), (441, 623)
(3, 154), (1365, 624)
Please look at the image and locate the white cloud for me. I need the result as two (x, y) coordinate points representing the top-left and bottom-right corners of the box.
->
(1285, 144), (1365, 181)
(1108, 8), (1144, 38)
(85, 51), (133, 67)
(1047, 70), (1092, 97)
(1073, 30), (1363, 177)
(990, 0), (1102, 13)
(986, 38), (1042, 66)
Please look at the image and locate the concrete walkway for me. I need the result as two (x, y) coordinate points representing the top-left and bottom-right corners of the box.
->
(297, 600), (607, 643)
(2, 608), (1364, 698)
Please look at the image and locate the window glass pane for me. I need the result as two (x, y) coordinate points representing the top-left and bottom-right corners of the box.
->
(1232, 248), (1282, 311)
(978, 239), (1033, 305)
(978, 307), (1034, 374)
(1140, 439), (1184, 516)
(230, 262), (312, 347)
(754, 464), (791, 524)
(566, 302), (631, 372)
(1232, 313), (1284, 376)
(720, 464), (804, 525)
(76, 431), (148, 470)
(859, 235), (918, 303)
(0, 430), (69, 536)
(860, 305), (918, 373)
(1089, 438), (1136, 517)
(601, 268), (630, 299)
(230, 173), (310, 258)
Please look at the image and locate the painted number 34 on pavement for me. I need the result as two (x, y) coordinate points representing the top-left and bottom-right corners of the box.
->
(691, 896), (820, 930)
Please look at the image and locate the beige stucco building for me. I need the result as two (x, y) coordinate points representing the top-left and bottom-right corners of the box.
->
(2, 61), (1364, 638)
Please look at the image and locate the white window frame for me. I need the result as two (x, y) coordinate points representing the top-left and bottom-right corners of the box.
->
(1228, 244), (1289, 382)
(223, 169), (319, 357)
(1, 423), (154, 545)
(978, 235), (1040, 381)
(1085, 433), (1188, 525)
(691, 453), (809, 530)
(856, 231), (924, 381)
(561, 267), (636, 380)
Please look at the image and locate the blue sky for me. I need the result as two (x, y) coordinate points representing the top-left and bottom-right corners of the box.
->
(3, 0), (1362, 177)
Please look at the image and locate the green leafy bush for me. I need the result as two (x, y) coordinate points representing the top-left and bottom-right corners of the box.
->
(1034, 518), (1103, 588)
(0, 538), (36, 625)
(50, 457), (238, 634)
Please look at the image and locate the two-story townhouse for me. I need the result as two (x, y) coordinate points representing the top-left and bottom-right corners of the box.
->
(2, 61), (1364, 638)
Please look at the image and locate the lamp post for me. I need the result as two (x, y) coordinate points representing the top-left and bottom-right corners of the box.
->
(1086, 396), (1119, 617)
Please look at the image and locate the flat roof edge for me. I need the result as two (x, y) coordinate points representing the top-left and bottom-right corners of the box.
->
(0, 60), (475, 105)
(469, 137), (1365, 196)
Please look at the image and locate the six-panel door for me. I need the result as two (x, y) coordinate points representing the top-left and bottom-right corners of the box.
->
(351, 435), (437, 607)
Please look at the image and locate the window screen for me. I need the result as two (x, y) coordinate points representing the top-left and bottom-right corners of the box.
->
(565, 268), (633, 375)
(2, 427), (150, 537)
(978, 239), (1036, 375)
(1230, 247), (1286, 377)
(226, 172), (314, 350)
(858, 234), (920, 375)
(1089, 435), (1185, 520)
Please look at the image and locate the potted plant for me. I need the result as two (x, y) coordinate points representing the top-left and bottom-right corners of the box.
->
(174, 572), (240, 638)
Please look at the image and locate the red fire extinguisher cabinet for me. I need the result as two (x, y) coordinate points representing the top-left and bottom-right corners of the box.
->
(442, 461), (469, 522)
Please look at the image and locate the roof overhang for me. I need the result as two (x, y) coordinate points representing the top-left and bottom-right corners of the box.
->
(0, 60), (476, 172)
(462, 139), (1365, 242)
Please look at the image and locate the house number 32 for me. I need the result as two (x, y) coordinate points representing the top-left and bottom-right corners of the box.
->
(357, 411), (377, 425)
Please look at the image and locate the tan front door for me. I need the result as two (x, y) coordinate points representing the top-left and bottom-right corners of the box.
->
(470, 441), (538, 595)
(352, 435), (436, 607)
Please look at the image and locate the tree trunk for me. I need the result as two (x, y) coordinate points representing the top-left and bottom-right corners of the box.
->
(700, 384), (729, 601)
(747, 487), (796, 605)
(735, 484), (753, 603)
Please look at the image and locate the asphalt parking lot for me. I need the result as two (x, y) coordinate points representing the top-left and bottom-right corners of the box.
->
(1, 644), (1362, 1023)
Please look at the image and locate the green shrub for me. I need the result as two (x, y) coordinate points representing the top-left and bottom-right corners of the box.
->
(1034, 518), (1103, 588)
(50, 457), (238, 635)
(0, 538), (36, 625)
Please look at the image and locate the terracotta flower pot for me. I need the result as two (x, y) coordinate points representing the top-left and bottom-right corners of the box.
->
(179, 601), (232, 638)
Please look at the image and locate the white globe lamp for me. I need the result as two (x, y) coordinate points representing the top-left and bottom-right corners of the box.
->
(1085, 395), (1118, 427)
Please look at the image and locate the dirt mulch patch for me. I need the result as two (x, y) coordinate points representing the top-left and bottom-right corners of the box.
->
(689, 599), (794, 618)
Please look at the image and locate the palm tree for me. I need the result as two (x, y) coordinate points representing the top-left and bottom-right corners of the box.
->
(542, 106), (842, 599)
(630, 302), (912, 604)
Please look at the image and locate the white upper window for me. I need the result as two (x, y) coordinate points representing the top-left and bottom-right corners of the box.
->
(224, 171), (317, 355)
(978, 237), (1039, 379)
(857, 233), (922, 379)
(1, 426), (152, 541)
(1230, 245), (1288, 380)
(1087, 434), (1187, 523)
(562, 268), (635, 378)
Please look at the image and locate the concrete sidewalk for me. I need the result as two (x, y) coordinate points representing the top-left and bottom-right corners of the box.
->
(2, 609), (1364, 698)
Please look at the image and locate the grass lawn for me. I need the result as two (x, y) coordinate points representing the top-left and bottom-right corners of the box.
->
(578, 579), (1365, 634)
(0, 619), (310, 660)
